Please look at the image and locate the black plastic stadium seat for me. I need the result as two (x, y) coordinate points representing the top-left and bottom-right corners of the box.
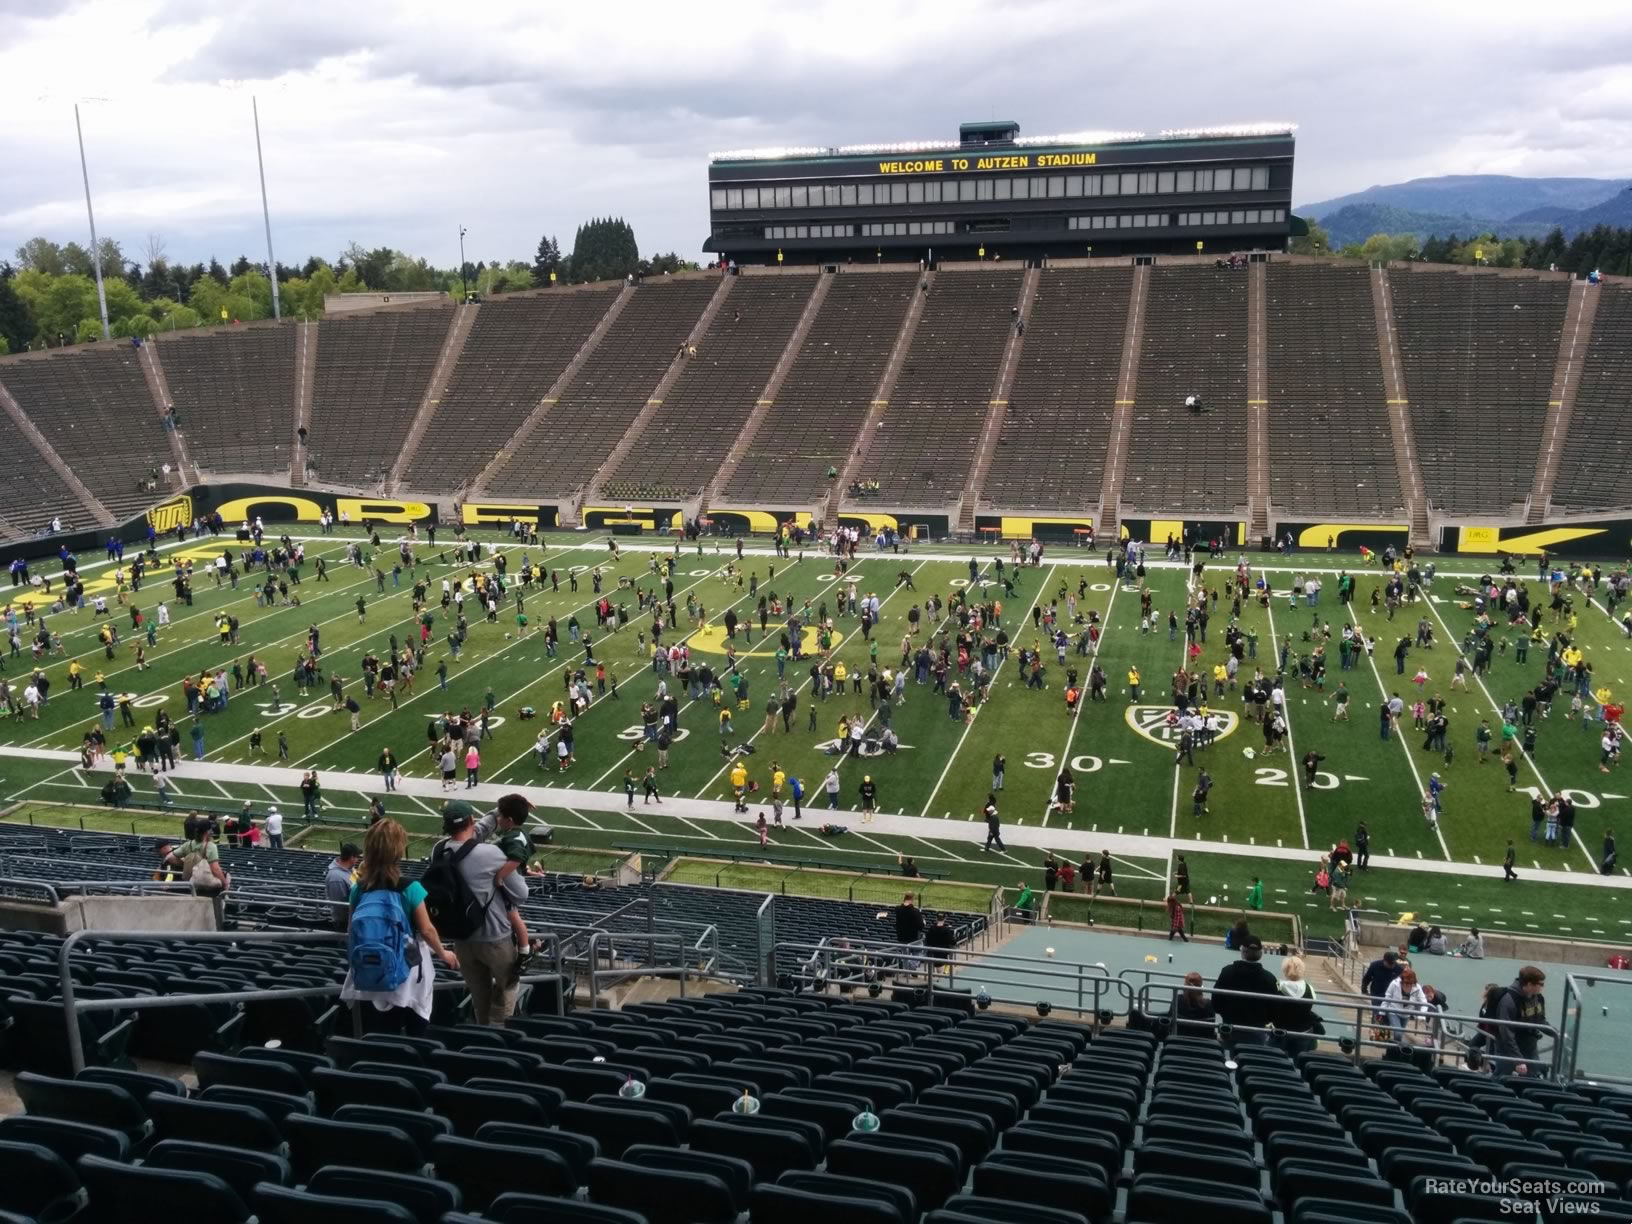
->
(147, 1138), (292, 1200)
(196, 1084), (314, 1133)
(0, 1140), (85, 1223)
(691, 1117), (816, 1181)
(933, 1194), (1094, 1224)
(76, 1154), (250, 1224)
(253, 1183), (417, 1224)
(431, 1082), (549, 1135)
(749, 1183), (904, 1224)
(311, 1066), (426, 1113)
(778, 1171), (918, 1223)
(145, 1093), (285, 1153)
(284, 1114), (422, 1182)
(430, 1135), (577, 1212)
(1127, 1173), (1270, 1224)
(15, 1073), (152, 1145)
(587, 1159), (735, 1224)
(194, 1051), (311, 1098)
(483, 1194), (650, 1224)
(334, 1104), (453, 1161)
(972, 1152), (1114, 1223)
(0, 1115), (130, 1164)
(827, 1136), (961, 1212)
(620, 1145), (754, 1215)
(307, 1166), (464, 1224)
(475, 1123), (600, 1184)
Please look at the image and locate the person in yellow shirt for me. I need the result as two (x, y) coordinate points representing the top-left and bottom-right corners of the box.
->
(834, 660), (848, 688)
(1212, 662), (1228, 697)
(1128, 666), (1141, 702)
(729, 761), (749, 813)
(771, 764), (786, 799)
(68, 659), (83, 690)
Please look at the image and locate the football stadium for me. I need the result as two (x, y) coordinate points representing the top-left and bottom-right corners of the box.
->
(0, 112), (1630, 1224)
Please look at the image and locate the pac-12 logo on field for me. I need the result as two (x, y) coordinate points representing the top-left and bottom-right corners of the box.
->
(147, 495), (192, 533)
(1124, 704), (1238, 747)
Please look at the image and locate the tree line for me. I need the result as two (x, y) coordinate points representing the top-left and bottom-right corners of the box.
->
(1293, 220), (1632, 276)
(0, 220), (699, 353)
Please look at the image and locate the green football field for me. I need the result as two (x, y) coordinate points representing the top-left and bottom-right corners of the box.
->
(1, 527), (1627, 948)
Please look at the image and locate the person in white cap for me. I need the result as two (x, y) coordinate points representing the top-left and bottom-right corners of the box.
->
(264, 806), (284, 850)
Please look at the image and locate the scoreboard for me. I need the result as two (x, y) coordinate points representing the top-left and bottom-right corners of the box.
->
(704, 121), (1295, 265)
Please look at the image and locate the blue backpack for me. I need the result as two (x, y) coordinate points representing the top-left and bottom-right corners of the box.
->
(349, 888), (416, 992)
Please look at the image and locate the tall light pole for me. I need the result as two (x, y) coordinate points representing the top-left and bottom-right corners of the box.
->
(459, 226), (468, 301)
(253, 96), (282, 319)
(73, 103), (110, 341)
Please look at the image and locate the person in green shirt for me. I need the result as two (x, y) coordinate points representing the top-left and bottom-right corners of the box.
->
(1246, 877), (1264, 910)
(1013, 883), (1035, 920)
(775, 645), (788, 680)
(160, 819), (229, 893)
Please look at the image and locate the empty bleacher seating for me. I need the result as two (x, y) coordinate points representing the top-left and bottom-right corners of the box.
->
(1389, 268), (1569, 515)
(0, 407), (90, 532)
(401, 289), (620, 493)
(1123, 264), (1249, 514)
(156, 324), (298, 476)
(855, 270), (1021, 506)
(484, 278), (719, 500)
(720, 272), (917, 507)
(980, 267), (1131, 510)
(306, 305), (454, 485)
(1552, 284), (1632, 512)
(1264, 263), (1403, 517)
(0, 348), (172, 519)
(601, 275), (816, 502)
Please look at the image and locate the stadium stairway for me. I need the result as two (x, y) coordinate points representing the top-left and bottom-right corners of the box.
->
(955, 267), (1037, 533)
(291, 321), (319, 487)
(1245, 261), (1270, 541)
(470, 283), (637, 515)
(704, 269), (835, 510)
(0, 373), (116, 528)
(825, 271), (935, 525)
(135, 340), (194, 486)
(1369, 266), (1430, 547)
(389, 301), (478, 493)
(1527, 278), (1601, 523)
(1094, 263), (1148, 540)
(584, 272), (738, 513)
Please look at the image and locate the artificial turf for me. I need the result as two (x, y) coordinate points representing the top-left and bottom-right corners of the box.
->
(2, 528), (1626, 953)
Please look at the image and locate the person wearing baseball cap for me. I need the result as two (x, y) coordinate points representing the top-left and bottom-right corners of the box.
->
(429, 798), (529, 1025)
(1211, 932), (1280, 1046)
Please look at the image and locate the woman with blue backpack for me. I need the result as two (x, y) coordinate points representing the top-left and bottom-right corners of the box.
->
(341, 818), (460, 1034)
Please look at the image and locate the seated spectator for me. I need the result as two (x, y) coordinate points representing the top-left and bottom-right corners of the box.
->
(1172, 970), (1217, 1036)
(1457, 927), (1486, 958)
(1426, 925), (1447, 955)
(1406, 923), (1432, 954)
(160, 817), (228, 894)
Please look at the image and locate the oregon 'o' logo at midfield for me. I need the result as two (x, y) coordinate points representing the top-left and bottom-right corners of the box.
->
(688, 624), (843, 658)
(1124, 704), (1239, 747)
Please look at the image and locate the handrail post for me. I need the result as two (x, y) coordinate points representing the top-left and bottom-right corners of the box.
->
(59, 929), (89, 1075)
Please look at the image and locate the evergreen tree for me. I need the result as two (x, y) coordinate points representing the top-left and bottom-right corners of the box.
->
(568, 217), (640, 283)
(0, 273), (35, 353)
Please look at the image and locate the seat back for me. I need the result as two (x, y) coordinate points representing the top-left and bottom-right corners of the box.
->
(332, 1104), (453, 1161)
(283, 1114), (421, 1182)
(474, 1123), (600, 1184)
(307, 1166), (463, 1223)
(252, 1182), (418, 1224)
(15, 1073), (150, 1143)
(76, 1154), (250, 1224)
(0, 1139), (85, 1222)
(587, 1158), (735, 1224)
(748, 1183), (904, 1224)
(429, 1135), (576, 1212)
(146, 1093), (284, 1152)
(0, 1115), (129, 1165)
(147, 1138), (291, 1199)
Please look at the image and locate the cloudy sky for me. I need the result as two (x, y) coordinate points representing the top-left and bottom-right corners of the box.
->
(4, 0), (1632, 271)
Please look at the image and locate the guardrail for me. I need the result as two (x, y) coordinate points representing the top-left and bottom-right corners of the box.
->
(1558, 972), (1632, 1085)
(55, 927), (564, 1074)
(621, 842), (950, 882)
(0, 877), (60, 904)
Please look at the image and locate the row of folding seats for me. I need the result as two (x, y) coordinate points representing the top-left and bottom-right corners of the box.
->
(0, 404), (89, 530)
(1124, 265), (1249, 514)
(485, 278), (719, 501)
(721, 272), (918, 505)
(1390, 268), (1569, 514)
(856, 270), (1023, 505)
(602, 275), (817, 502)
(306, 306), (454, 484)
(402, 289), (620, 493)
(980, 266), (1131, 512)
(157, 325), (298, 476)
(1554, 283), (1632, 511)
(1264, 262), (1403, 517)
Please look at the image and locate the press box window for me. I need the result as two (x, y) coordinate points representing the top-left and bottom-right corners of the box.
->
(1230, 210), (1245, 225)
(1102, 175), (1119, 197)
(713, 189), (728, 209)
(1121, 173), (1138, 195)
(1252, 166), (1269, 190)
(775, 186), (792, 208)
(1176, 170), (1195, 192)
(1138, 172), (1156, 194)
(857, 184), (874, 206)
(1157, 171), (1174, 194)
(908, 181), (924, 204)
(1233, 167), (1251, 190)
(841, 184), (857, 206)
(996, 178), (1013, 200)
(791, 185), (808, 207)
(1084, 174), (1102, 196)
(1066, 175), (1083, 197)
(891, 182), (907, 205)
(1195, 169), (1213, 192)
(1048, 176), (1065, 198)
(925, 181), (943, 203)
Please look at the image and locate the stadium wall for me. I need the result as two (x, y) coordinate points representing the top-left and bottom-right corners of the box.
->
(1439, 519), (1632, 557)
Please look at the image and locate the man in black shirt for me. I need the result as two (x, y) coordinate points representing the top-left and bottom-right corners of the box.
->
(1212, 935), (1280, 1044)
(895, 892), (926, 972)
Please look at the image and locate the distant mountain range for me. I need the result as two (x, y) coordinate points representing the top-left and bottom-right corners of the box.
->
(1297, 174), (1632, 246)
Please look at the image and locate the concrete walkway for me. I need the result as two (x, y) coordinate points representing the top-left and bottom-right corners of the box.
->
(3, 743), (1622, 891)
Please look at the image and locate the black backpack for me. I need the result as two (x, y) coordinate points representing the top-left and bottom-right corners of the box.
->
(420, 837), (491, 940)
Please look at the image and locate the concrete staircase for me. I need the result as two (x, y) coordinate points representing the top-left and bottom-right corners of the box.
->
(823, 272), (934, 525)
(137, 341), (193, 487)
(471, 284), (634, 514)
(957, 266), (1039, 532)
(1370, 266), (1432, 548)
(584, 273), (738, 511)
(1245, 260), (1271, 541)
(390, 303), (477, 493)
(0, 375), (116, 527)
(292, 322), (319, 486)
(1096, 263), (1149, 539)
(705, 270), (833, 508)
(1528, 279), (1601, 524)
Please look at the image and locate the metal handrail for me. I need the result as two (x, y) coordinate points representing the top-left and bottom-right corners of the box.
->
(1135, 979), (1559, 1074)
(0, 877), (60, 903)
(56, 927), (564, 1074)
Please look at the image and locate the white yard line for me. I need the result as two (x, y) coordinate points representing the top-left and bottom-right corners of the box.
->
(1041, 570), (1121, 827)
(1262, 586), (1313, 850)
